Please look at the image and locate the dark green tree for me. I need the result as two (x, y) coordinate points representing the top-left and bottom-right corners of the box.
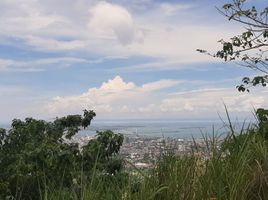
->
(197, 0), (268, 91)
(0, 110), (124, 200)
(82, 130), (124, 174)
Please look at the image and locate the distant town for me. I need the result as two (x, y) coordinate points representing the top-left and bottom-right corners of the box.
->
(69, 133), (223, 169)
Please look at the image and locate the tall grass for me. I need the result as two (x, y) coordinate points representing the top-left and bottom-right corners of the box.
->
(40, 121), (268, 200)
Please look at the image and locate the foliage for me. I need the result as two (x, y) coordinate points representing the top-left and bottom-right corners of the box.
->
(2, 110), (268, 199)
(197, 0), (268, 91)
(256, 108), (268, 140)
(1, 108), (268, 200)
(82, 130), (124, 174)
(0, 110), (124, 200)
(40, 118), (268, 200)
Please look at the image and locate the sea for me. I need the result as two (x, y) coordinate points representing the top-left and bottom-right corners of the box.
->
(79, 120), (255, 139)
(0, 119), (255, 139)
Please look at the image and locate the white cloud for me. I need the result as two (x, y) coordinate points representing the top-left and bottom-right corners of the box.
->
(45, 76), (180, 117)
(0, 0), (70, 36)
(159, 88), (267, 118)
(0, 56), (127, 72)
(98, 76), (136, 91)
(114, 58), (220, 72)
(0, 0), (240, 67)
(25, 36), (87, 51)
(159, 3), (193, 16)
(0, 77), (267, 122)
(141, 79), (181, 92)
(44, 76), (268, 120)
(88, 2), (143, 45)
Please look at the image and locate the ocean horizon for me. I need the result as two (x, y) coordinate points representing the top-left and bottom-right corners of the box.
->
(0, 119), (256, 139)
(79, 119), (255, 139)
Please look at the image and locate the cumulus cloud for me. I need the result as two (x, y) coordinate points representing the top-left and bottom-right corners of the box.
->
(88, 2), (143, 45)
(46, 76), (180, 117)
(0, 1), (263, 123)
(98, 76), (136, 91)
(0, 76), (266, 122)
(44, 76), (268, 120)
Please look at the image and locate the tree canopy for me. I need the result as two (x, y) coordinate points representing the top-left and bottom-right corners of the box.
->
(0, 110), (124, 199)
(198, 0), (268, 92)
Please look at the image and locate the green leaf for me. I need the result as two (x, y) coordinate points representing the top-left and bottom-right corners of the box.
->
(223, 3), (233, 9)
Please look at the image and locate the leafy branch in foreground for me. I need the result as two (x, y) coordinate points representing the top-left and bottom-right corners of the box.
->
(197, 0), (268, 91)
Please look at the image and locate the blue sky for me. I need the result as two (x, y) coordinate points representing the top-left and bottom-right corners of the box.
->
(0, 0), (267, 123)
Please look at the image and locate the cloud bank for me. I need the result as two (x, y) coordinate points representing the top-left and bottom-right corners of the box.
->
(0, 0), (240, 71)
(45, 76), (268, 120)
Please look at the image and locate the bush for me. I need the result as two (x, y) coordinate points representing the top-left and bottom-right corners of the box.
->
(0, 110), (124, 200)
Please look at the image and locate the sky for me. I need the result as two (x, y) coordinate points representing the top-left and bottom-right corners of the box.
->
(0, 0), (267, 123)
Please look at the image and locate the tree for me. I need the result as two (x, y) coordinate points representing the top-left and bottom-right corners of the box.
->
(197, 0), (268, 92)
(82, 130), (124, 174)
(0, 110), (124, 199)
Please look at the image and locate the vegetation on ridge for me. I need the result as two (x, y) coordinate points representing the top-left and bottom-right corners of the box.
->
(0, 110), (124, 199)
(0, 108), (268, 199)
(1, 0), (268, 199)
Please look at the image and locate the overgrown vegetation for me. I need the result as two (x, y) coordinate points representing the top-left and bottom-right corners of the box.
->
(0, 110), (124, 199)
(0, 108), (268, 199)
(43, 108), (268, 200)
(1, 0), (268, 199)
